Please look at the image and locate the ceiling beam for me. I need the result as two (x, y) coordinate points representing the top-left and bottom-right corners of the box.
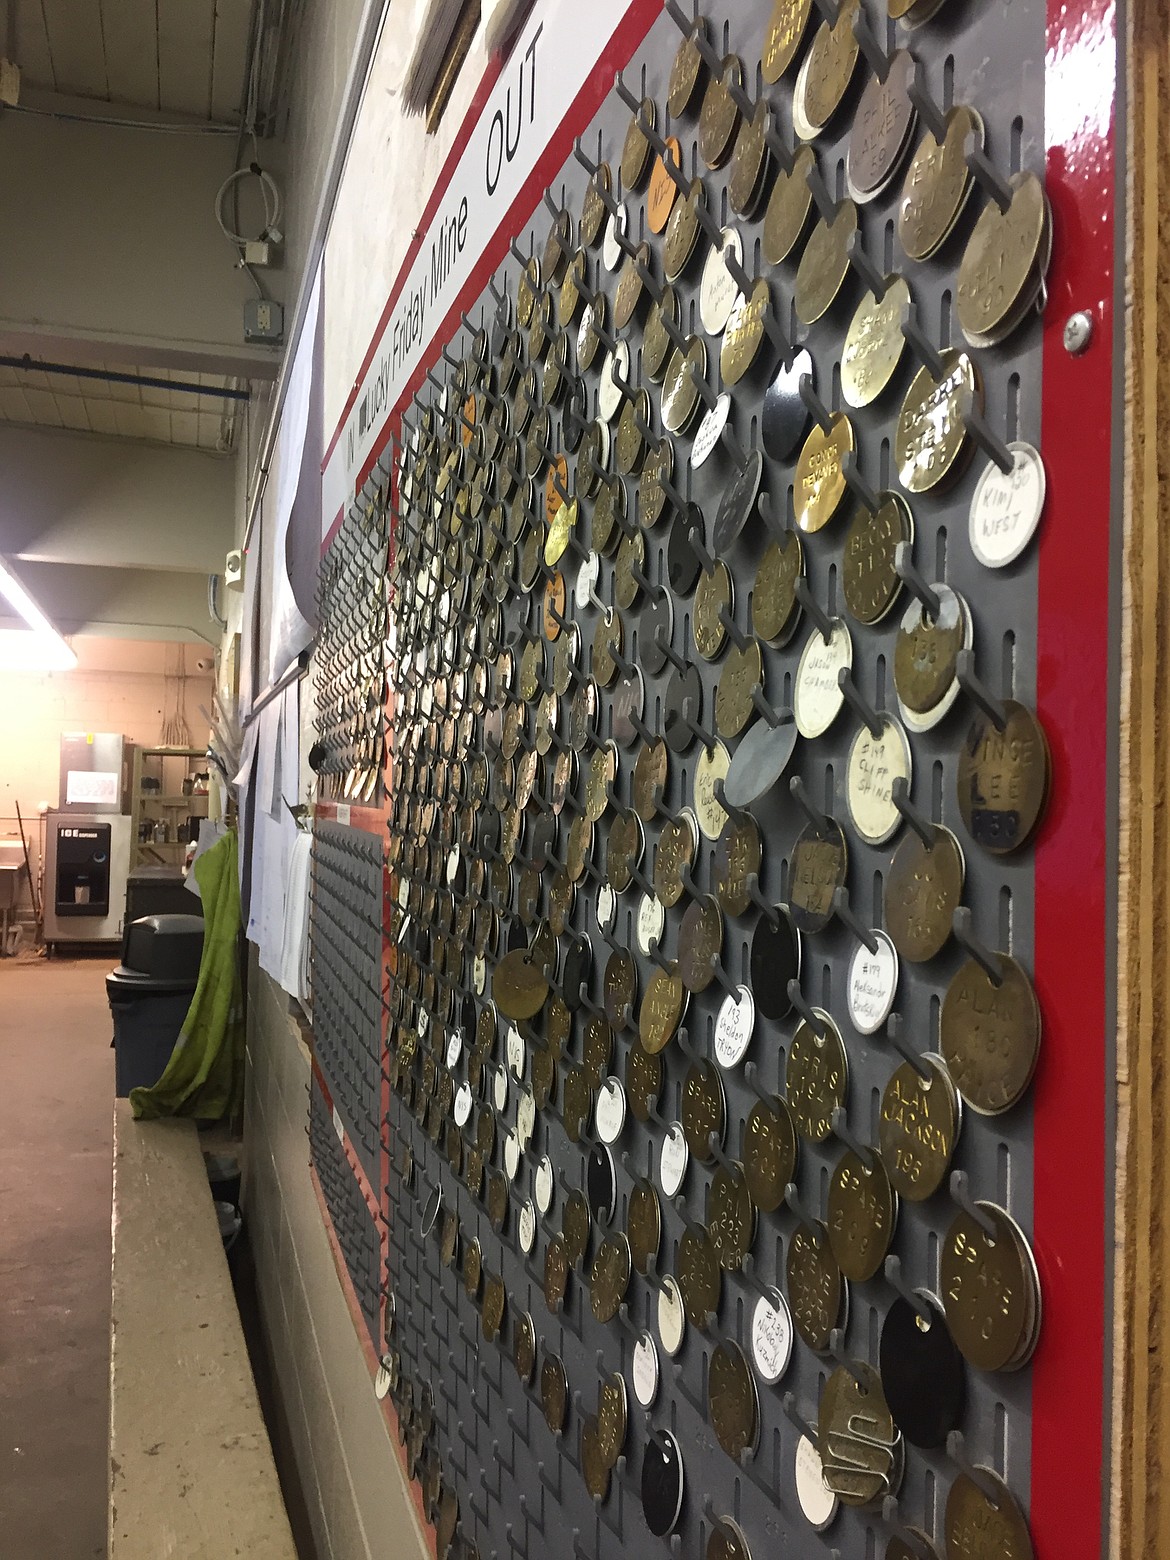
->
(0, 108), (285, 378)
(0, 423), (236, 574)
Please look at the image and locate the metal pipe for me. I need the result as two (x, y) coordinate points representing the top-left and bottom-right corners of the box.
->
(0, 355), (252, 402)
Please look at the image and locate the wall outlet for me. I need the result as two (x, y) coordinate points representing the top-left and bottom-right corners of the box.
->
(243, 298), (284, 344)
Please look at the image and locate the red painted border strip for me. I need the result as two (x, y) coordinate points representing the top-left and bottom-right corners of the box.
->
(313, 799), (388, 836)
(1032, 2), (1115, 1553)
(310, 1164), (438, 1559)
(311, 1054), (384, 1227)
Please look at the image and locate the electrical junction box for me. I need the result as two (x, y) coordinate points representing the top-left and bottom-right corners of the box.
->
(243, 298), (283, 344)
(244, 239), (273, 267)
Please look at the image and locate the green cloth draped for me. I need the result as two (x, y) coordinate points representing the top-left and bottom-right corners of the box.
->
(129, 830), (244, 1123)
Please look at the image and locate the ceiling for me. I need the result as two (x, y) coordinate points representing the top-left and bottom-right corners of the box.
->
(12, 0), (255, 122)
(0, 360), (244, 452)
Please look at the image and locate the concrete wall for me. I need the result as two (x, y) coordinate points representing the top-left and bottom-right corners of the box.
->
(0, 560), (219, 643)
(0, 636), (213, 913)
(243, 958), (429, 1560)
(0, 111), (283, 377)
(0, 423), (236, 573)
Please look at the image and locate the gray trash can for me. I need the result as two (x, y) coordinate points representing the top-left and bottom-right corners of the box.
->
(107, 914), (205, 1096)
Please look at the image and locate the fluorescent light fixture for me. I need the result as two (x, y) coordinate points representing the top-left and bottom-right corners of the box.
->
(0, 557), (77, 669)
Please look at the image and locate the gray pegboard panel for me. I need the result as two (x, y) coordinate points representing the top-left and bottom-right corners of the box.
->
(310, 1074), (383, 1351)
(376, 0), (1048, 1556)
(310, 819), (385, 1188)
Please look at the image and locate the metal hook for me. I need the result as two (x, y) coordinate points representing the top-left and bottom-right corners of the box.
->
(790, 773), (833, 834)
(613, 69), (642, 116)
(890, 776), (934, 849)
(846, 230), (888, 300)
(839, 451), (880, 514)
(828, 1328), (870, 1390)
(955, 648), (1009, 730)
(688, 525), (717, 573)
(684, 356), (719, 413)
(572, 136), (599, 177)
(964, 135), (1013, 214)
(757, 489), (792, 541)
(908, 59), (948, 144)
(960, 388), (1015, 475)
(634, 254), (665, 304)
(946, 1430), (1004, 1507)
(782, 1391), (820, 1444)
(852, 8), (890, 79)
(662, 0), (698, 36)
(739, 1251), (785, 1310)
(653, 625), (688, 673)
(798, 374), (835, 434)
(883, 1255), (933, 1326)
(898, 295), (947, 382)
(658, 306), (690, 355)
(693, 197), (725, 249)
(787, 976), (831, 1038)
(837, 666), (883, 739)
(720, 423), (747, 466)
(831, 887), (878, 954)
(763, 114), (794, 174)
(795, 577), (835, 644)
(805, 162), (837, 224)
(751, 683), (790, 730)
(745, 873), (779, 928)
(509, 235), (535, 270)
(712, 777), (752, 827)
(722, 245), (754, 299)
(952, 906), (1004, 987)
(761, 305), (793, 361)
(718, 605), (749, 653)
(894, 541), (941, 618)
(948, 1170), (999, 1240)
(830, 1106), (875, 1172)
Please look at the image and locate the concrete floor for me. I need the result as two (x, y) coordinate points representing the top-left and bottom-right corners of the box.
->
(0, 955), (113, 1559)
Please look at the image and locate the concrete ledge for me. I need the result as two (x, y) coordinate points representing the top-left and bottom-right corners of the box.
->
(109, 1100), (297, 1560)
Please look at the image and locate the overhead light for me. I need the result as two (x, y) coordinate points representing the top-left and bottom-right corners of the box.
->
(0, 557), (77, 669)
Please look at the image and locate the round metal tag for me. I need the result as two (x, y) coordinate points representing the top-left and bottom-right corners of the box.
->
(657, 1276), (686, 1356)
(751, 1290), (794, 1385)
(794, 621), (851, 738)
(714, 985), (755, 1069)
(633, 1330), (660, 1406)
(660, 1121), (689, 1197)
(794, 1434), (838, 1530)
(847, 932), (899, 1035)
(699, 228), (743, 335)
(595, 1076), (627, 1144)
(969, 442), (1046, 568)
(636, 891), (666, 956)
(845, 715), (912, 845)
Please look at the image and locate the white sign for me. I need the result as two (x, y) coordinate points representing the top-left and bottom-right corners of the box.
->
(65, 769), (118, 807)
(322, 0), (648, 533)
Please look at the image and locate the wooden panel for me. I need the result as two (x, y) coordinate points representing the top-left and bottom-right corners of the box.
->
(210, 0), (252, 123)
(1114, 4), (1170, 1557)
(100, 0), (159, 110)
(157, 0), (215, 117)
(41, 0), (108, 98)
(13, 0), (57, 89)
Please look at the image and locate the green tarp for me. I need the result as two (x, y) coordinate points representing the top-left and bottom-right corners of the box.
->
(129, 829), (244, 1123)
